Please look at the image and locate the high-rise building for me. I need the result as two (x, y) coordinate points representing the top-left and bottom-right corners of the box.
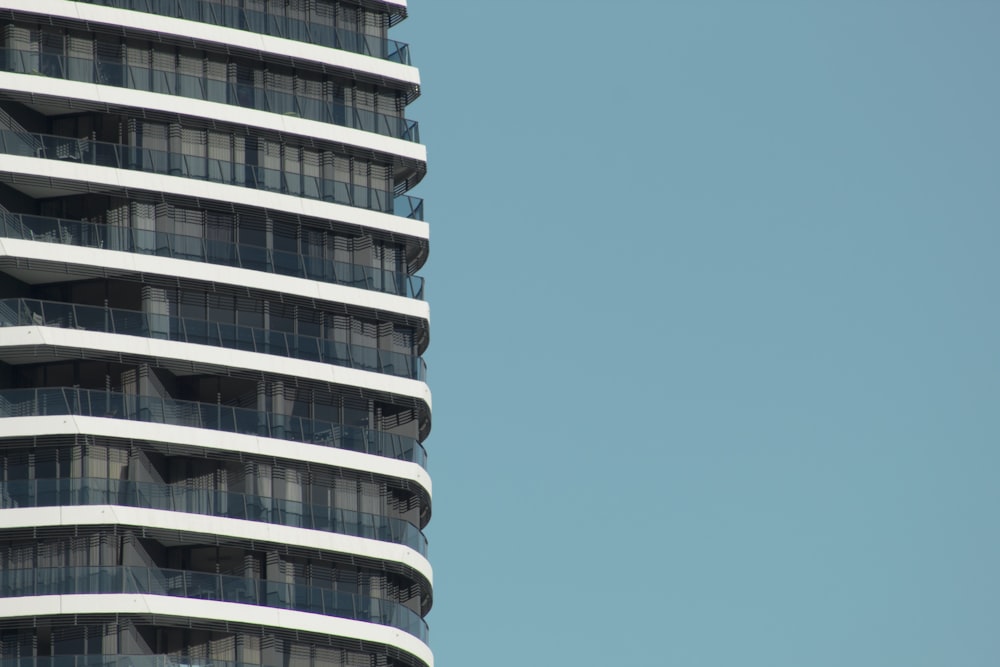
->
(0, 3), (432, 667)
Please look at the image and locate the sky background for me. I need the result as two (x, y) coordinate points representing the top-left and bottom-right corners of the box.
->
(394, 2), (1000, 665)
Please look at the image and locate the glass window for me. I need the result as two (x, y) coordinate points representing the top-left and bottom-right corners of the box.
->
(283, 145), (301, 196)
(178, 290), (205, 321)
(39, 28), (64, 78)
(207, 294), (235, 325)
(95, 36), (123, 85)
(177, 47), (205, 99)
(125, 39), (151, 90)
(67, 32), (93, 83)
(181, 127), (208, 179)
(208, 131), (231, 182)
(269, 302), (295, 334)
(235, 295), (263, 328)
(52, 629), (86, 656)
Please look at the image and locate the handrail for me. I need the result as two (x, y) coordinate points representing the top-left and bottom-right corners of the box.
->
(0, 477), (427, 555)
(0, 129), (424, 220)
(0, 298), (427, 381)
(0, 566), (427, 640)
(0, 211), (425, 299)
(0, 386), (427, 467)
(74, 0), (412, 65)
(0, 48), (419, 142)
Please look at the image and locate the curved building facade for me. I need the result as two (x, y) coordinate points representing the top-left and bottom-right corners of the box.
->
(0, 2), (433, 667)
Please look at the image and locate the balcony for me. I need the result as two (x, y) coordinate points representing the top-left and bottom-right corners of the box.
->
(0, 129), (424, 220)
(0, 477), (427, 555)
(1, 49), (419, 142)
(0, 386), (427, 467)
(0, 298), (427, 381)
(75, 0), (413, 65)
(0, 211), (425, 299)
(0, 566), (428, 640)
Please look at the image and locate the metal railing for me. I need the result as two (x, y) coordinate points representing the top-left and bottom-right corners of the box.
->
(0, 210), (425, 299)
(1, 49), (419, 142)
(0, 298), (427, 381)
(0, 566), (427, 640)
(0, 477), (427, 555)
(0, 129), (423, 220)
(75, 0), (412, 64)
(0, 387), (427, 467)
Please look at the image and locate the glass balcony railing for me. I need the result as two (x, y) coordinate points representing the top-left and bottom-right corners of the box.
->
(1, 49), (419, 142)
(0, 387), (427, 467)
(0, 566), (428, 640)
(0, 129), (424, 220)
(0, 211), (426, 300)
(0, 477), (427, 555)
(0, 298), (427, 381)
(75, 0), (412, 65)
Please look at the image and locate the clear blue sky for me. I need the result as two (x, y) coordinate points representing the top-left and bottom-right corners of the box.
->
(396, 2), (1000, 665)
